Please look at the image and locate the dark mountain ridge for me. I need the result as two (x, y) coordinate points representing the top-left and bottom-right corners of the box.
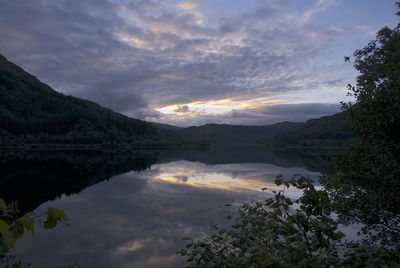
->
(175, 121), (303, 145)
(270, 112), (354, 148)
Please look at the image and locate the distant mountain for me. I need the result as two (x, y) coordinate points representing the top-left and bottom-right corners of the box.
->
(173, 112), (354, 148)
(176, 122), (303, 145)
(270, 112), (355, 148)
(151, 115), (354, 148)
(0, 53), (186, 146)
(150, 122), (183, 132)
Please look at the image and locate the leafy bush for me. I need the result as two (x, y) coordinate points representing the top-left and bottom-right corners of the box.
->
(179, 177), (400, 267)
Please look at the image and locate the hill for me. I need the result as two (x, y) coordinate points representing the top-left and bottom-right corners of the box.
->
(151, 115), (353, 148)
(0, 53), (188, 147)
(176, 121), (302, 145)
(270, 112), (355, 148)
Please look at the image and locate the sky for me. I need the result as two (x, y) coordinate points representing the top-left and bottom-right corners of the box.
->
(0, 0), (397, 126)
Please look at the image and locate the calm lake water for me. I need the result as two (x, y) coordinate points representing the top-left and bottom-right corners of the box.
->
(1, 146), (335, 267)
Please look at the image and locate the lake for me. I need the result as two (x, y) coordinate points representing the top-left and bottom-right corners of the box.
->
(1, 146), (336, 267)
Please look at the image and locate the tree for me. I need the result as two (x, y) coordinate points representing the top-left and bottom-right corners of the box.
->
(342, 9), (400, 157)
(324, 2), (400, 243)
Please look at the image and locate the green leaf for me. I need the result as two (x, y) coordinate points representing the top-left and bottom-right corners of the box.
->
(0, 198), (6, 209)
(12, 220), (25, 240)
(0, 220), (10, 235)
(257, 255), (273, 265)
(44, 208), (58, 229)
(19, 218), (34, 232)
(52, 208), (68, 221)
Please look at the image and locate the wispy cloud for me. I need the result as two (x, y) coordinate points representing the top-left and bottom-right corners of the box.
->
(303, 0), (336, 22)
(331, 26), (345, 32)
(355, 25), (369, 30)
(178, 1), (198, 10)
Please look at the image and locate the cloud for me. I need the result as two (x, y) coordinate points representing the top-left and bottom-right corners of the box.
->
(0, 0), (375, 126)
(355, 25), (369, 30)
(226, 103), (341, 124)
(174, 175), (189, 182)
(303, 0), (336, 22)
(331, 26), (345, 32)
(178, 1), (198, 10)
(174, 105), (190, 113)
(151, 103), (341, 127)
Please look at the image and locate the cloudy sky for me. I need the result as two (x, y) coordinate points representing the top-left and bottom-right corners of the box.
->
(0, 0), (397, 126)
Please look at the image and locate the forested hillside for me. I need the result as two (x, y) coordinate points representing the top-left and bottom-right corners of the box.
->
(271, 112), (354, 148)
(177, 122), (302, 145)
(0, 54), (183, 146)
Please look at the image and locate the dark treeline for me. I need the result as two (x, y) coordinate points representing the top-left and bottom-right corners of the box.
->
(175, 122), (303, 145)
(270, 112), (355, 148)
(173, 145), (337, 174)
(154, 115), (354, 148)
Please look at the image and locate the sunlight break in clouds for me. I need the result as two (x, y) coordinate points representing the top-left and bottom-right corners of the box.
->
(157, 96), (295, 115)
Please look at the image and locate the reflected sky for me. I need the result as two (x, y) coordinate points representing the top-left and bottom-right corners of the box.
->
(154, 160), (320, 196)
(11, 159), (321, 267)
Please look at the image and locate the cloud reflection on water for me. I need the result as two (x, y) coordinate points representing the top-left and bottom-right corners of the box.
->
(153, 160), (320, 197)
(12, 159), (321, 267)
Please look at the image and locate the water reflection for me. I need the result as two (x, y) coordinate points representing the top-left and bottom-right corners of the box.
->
(154, 160), (320, 196)
(1, 147), (334, 267)
(0, 150), (157, 214)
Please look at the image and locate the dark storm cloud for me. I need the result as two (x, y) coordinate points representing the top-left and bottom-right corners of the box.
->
(0, 0), (353, 124)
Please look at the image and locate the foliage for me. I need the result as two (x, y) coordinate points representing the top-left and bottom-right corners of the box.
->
(0, 198), (68, 267)
(179, 177), (400, 267)
(342, 21), (400, 156)
(321, 150), (400, 244)
(179, 177), (343, 267)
